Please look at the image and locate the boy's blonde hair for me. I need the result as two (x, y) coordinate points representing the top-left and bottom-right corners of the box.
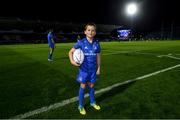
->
(84, 22), (97, 31)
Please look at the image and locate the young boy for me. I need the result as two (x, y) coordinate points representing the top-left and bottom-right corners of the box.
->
(47, 29), (55, 61)
(69, 23), (101, 115)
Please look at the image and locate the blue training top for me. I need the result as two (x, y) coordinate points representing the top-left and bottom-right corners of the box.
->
(74, 37), (101, 72)
(47, 32), (54, 47)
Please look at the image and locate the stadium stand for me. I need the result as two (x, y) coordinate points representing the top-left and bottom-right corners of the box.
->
(1, 17), (179, 44)
(0, 17), (122, 44)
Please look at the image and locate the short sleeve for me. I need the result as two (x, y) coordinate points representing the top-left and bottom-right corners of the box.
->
(73, 40), (82, 49)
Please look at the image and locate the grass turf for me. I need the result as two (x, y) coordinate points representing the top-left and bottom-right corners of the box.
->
(0, 41), (180, 118)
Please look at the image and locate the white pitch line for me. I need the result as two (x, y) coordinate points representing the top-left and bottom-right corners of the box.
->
(103, 51), (133, 55)
(134, 51), (159, 56)
(104, 50), (180, 60)
(102, 50), (140, 56)
(103, 50), (159, 56)
(157, 54), (180, 60)
(130, 52), (180, 60)
(162, 55), (180, 60)
(12, 63), (180, 119)
(163, 55), (180, 60)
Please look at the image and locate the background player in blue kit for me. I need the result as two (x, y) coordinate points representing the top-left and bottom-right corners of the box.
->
(47, 29), (55, 61)
(69, 23), (101, 115)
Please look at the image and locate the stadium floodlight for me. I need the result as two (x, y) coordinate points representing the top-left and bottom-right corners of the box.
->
(125, 2), (138, 40)
(125, 3), (138, 16)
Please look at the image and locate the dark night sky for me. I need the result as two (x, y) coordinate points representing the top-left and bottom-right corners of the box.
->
(1, 0), (180, 31)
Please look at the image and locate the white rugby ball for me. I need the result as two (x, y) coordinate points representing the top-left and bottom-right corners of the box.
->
(73, 49), (84, 64)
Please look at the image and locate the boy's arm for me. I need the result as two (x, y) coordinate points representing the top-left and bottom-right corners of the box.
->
(69, 48), (80, 67)
(96, 53), (101, 75)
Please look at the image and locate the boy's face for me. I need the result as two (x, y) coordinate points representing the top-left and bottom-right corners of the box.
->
(84, 25), (96, 39)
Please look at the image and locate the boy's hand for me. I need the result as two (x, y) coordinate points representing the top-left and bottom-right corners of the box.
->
(70, 60), (80, 67)
(96, 68), (100, 75)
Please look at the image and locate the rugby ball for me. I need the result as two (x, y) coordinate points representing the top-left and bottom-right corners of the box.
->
(73, 49), (84, 64)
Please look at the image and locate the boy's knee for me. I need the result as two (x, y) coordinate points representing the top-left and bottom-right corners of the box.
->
(80, 83), (86, 89)
(87, 82), (94, 88)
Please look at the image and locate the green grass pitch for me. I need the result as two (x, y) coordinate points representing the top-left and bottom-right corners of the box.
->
(0, 41), (180, 118)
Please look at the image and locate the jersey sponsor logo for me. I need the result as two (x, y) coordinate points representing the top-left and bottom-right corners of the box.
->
(84, 53), (96, 56)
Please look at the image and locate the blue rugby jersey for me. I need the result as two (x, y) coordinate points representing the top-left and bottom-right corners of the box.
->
(47, 32), (54, 46)
(74, 37), (101, 72)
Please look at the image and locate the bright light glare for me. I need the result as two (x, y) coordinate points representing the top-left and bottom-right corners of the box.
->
(126, 3), (137, 15)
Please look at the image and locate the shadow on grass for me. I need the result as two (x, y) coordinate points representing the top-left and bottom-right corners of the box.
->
(96, 80), (136, 103)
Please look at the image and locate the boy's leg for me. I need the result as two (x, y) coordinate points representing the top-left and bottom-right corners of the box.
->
(48, 48), (54, 60)
(88, 71), (101, 110)
(88, 83), (95, 104)
(77, 70), (88, 115)
(79, 84), (86, 107)
(88, 83), (100, 110)
(88, 72), (96, 104)
(48, 48), (51, 59)
(78, 83), (86, 115)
